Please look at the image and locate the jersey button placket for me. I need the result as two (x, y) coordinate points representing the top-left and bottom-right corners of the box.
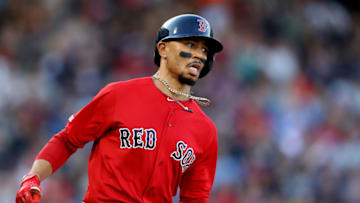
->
(168, 108), (175, 127)
(167, 98), (176, 127)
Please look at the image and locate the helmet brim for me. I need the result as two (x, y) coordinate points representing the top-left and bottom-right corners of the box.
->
(161, 35), (223, 53)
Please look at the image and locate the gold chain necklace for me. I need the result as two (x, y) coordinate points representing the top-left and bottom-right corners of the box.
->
(152, 75), (211, 106)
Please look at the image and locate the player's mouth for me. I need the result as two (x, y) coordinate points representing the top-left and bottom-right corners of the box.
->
(187, 62), (202, 77)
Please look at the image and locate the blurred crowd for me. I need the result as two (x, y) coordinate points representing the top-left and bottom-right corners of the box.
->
(1, 0), (360, 202)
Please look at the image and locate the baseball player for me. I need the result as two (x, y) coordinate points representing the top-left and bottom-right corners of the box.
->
(16, 14), (223, 203)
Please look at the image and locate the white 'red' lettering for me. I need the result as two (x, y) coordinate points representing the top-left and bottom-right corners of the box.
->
(119, 128), (157, 150)
(119, 128), (132, 149)
(132, 128), (144, 149)
(145, 129), (156, 150)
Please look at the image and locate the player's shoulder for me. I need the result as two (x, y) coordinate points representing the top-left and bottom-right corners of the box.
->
(103, 77), (152, 92)
(192, 104), (217, 131)
(192, 105), (218, 146)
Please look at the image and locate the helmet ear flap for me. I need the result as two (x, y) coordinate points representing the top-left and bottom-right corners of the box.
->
(154, 49), (161, 67)
(199, 53), (214, 78)
(154, 28), (170, 66)
(155, 28), (170, 44)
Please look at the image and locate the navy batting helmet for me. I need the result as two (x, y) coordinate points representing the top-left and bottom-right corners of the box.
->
(154, 14), (223, 78)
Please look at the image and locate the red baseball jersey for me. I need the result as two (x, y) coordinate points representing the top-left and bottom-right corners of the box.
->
(37, 77), (218, 202)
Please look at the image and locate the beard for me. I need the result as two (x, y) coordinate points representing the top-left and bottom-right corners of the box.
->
(178, 74), (196, 86)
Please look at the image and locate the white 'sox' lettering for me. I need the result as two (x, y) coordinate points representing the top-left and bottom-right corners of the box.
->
(170, 141), (196, 172)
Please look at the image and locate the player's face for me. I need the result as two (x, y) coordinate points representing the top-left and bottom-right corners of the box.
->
(165, 38), (208, 85)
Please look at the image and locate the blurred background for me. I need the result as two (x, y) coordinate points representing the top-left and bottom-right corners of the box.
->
(1, 0), (360, 202)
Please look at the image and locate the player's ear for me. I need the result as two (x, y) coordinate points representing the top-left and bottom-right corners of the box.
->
(157, 41), (168, 59)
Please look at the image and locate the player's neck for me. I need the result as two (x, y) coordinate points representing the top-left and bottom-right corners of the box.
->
(153, 71), (191, 101)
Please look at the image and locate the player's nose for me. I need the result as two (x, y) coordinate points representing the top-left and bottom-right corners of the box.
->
(192, 50), (207, 64)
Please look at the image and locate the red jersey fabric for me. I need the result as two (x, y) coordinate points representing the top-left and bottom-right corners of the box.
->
(37, 77), (218, 202)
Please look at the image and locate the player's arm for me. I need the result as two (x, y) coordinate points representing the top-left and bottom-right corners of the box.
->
(179, 128), (218, 203)
(15, 159), (52, 203)
(16, 83), (117, 203)
(16, 127), (80, 203)
(29, 159), (53, 181)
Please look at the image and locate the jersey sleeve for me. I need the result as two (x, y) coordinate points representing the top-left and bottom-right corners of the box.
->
(36, 83), (117, 173)
(179, 126), (218, 202)
(63, 83), (117, 147)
